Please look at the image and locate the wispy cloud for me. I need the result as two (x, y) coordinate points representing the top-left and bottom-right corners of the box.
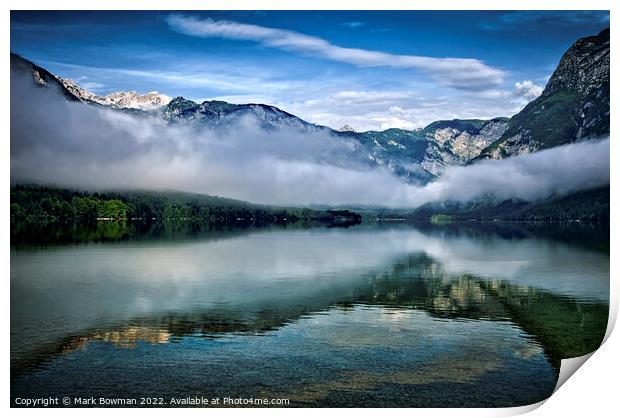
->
(340, 21), (366, 29)
(72, 76), (105, 92)
(166, 15), (506, 91)
(42, 59), (303, 95)
(330, 90), (414, 103)
(79, 81), (105, 91)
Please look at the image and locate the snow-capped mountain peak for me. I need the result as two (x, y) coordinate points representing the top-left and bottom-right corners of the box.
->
(58, 78), (172, 110)
(103, 90), (172, 110)
(338, 124), (356, 133)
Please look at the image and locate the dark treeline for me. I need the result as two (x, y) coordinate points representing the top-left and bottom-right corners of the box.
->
(10, 185), (362, 225)
(11, 219), (307, 247)
(361, 186), (609, 223)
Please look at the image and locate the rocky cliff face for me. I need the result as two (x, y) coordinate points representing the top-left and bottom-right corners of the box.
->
(10, 53), (82, 102)
(361, 118), (508, 180)
(420, 119), (509, 174)
(477, 28), (609, 160)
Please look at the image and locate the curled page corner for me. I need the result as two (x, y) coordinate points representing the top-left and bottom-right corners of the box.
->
(553, 351), (596, 393)
(500, 399), (547, 416)
(504, 352), (599, 416)
(603, 297), (617, 343)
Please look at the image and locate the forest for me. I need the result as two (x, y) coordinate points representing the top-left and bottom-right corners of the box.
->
(10, 185), (362, 225)
(360, 186), (610, 223)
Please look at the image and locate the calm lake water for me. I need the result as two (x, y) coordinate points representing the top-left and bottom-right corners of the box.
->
(11, 222), (609, 407)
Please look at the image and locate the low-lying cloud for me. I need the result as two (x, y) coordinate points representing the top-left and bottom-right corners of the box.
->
(10, 70), (609, 208)
(513, 80), (544, 101)
(166, 14), (506, 91)
(410, 140), (609, 206)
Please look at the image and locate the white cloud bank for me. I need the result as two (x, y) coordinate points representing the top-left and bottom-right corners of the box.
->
(166, 14), (506, 91)
(10, 70), (609, 208)
(412, 139), (609, 206)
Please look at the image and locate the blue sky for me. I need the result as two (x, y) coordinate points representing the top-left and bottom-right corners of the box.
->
(11, 10), (609, 131)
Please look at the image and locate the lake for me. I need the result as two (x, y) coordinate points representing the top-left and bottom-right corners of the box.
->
(10, 222), (609, 407)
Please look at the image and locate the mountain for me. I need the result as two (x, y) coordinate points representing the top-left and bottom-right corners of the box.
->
(11, 53), (172, 111)
(338, 125), (356, 133)
(11, 25), (608, 187)
(359, 118), (508, 178)
(477, 28), (609, 160)
(59, 78), (172, 110)
(158, 96), (509, 181)
(161, 96), (328, 134)
(8, 52), (512, 184)
(10, 53), (82, 102)
(9, 25), (611, 221)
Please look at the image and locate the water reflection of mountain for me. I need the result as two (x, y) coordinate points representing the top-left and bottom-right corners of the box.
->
(12, 250), (607, 381)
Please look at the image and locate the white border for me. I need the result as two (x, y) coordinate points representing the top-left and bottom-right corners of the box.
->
(3, 1), (617, 417)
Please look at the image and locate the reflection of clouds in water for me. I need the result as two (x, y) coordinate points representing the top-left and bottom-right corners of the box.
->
(401, 230), (609, 301)
(513, 344), (544, 360)
(15, 227), (609, 301)
(11, 224), (607, 388)
(311, 308), (425, 348)
(261, 364), (502, 404)
(37, 229), (425, 284)
(311, 306), (540, 351)
(11, 226), (608, 345)
(259, 306), (545, 403)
